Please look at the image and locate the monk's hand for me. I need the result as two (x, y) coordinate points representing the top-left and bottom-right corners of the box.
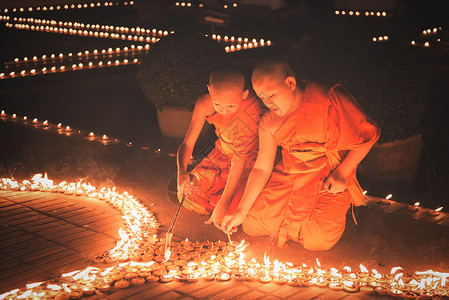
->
(323, 170), (347, 194)
(221, 208), (246, 234)
(177, 172), (191, 199)
(205, 201), (228, 229)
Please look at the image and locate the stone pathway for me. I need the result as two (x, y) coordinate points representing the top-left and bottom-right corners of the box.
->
(0, 190), (123, 293)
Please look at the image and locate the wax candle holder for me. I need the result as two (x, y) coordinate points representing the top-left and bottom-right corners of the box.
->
(97, 283), (111, 292)
(159, 274), (173, 283)
(375, 286), (389, 295)
(69, 290), (83, 299)
(146, 275), (159, 282)
(360, 286), (374, 294)
(114, 279), (130, 288)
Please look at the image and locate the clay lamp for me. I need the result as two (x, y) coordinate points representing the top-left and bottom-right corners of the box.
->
(217, 273), (231, 282)
(146, 275), (159, 282)
(159, 274), (173, 283)
(342, 280), (359, 293)
(69, 290), (83, 299)
(272, 276), (287, 284)
(429, 207), (443, 216)
(359, 286), (374, 294)
(186, 273), (200, 283)
(375, 286), (389, 295)
(232, 273), (246, 281)
(388, 288), (403, 297)
(329, 282), (344, 291)
(114, 279), (130, 288)
(408, 202), (420, 211)
(97, 283), (111, 292)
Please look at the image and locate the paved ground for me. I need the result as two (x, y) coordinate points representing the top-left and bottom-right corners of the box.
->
(0, 190), (122, 293)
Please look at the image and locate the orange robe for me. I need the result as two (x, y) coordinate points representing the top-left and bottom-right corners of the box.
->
(183, 95), (266, 215)
(242, 82), (380, 250)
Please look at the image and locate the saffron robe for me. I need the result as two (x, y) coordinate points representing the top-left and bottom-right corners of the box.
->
(242, 82), (380, 250)
(183, 95), (266, 215)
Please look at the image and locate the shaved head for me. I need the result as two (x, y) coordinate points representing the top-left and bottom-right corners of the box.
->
(252, 60), (295, 86)
(209, 67), (245, 94)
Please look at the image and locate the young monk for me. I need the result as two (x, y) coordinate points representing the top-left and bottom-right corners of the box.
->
(222, 60), (380, 251)
(177, 67), (266, 229)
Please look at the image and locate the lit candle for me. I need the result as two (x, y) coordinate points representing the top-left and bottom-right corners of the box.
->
(114, 279), (130, 288)
(159, 274), (173, 283)
(0, 110), (6, 116)
(429, 206), (443, 216)
(408, 202), (420, 211)
(217, 273), (231, 281)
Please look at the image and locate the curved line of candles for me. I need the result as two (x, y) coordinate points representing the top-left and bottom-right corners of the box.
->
(0, 111), (171, 155)
(0, 175), (448, 299)
(1, 1), (134, 14)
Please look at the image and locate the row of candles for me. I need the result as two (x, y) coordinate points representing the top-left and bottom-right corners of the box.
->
(1, 16), (172, 37)
(0, 58), (139, 79)
(5, 22), (166, 44)
(376, 194), (444, 217)
(0, 174), (448, 299)
(1, 1), (134, 14)
(334, 10), (391, 17)
(173, 1), (238, 9)
(6, 44), (149, 67)
(0, 110), (170, 156)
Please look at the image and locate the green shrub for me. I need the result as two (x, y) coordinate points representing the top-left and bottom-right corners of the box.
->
(312, 44), (427, 144)
(138, 32), (227, 111)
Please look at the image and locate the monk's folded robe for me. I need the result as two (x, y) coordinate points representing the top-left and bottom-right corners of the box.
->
(243, 82), (380, 251)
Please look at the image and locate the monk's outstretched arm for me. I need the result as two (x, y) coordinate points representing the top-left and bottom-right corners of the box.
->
(221, 116), (278, 233)
(177, 95), (209, 195)
(205, 157), (246, 228)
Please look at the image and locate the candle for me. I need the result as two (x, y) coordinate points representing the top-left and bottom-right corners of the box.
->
(204, 272), (215, 281)
(160, 274), (173, 283)
(146, 275), (159, 282)
(408, 202), (420, 211)
(0, 110), (6, 117)
(81, 286), (95, 295)
(359, 286), (374, 294)
(329, 282), (343, 290)
(217, 273), (231, 281)
(375, 286), (388, 295)
(342, 280), (359, 292)
(69, 290), (83, 299)
(65, 126), (72, 132)
(131, 277), (145, 285)
(429, 207), (443, 216)
(97, 283), (111, 292)
(114, 279), (130, 288)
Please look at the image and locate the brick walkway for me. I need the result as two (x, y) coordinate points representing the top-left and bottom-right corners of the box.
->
(0, 190), (123, 293)
(0, 190), (385, 299)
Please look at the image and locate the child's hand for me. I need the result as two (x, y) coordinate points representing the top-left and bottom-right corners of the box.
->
(221, 208), (246, 234)
(205, 201), (227, 229)
(177, 172), (191, 198)
(323, 170), (347, 194)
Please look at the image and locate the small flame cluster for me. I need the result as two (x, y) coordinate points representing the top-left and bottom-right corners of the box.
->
(0, 110), (173, 155)
(1, 1), (134, 14)
(1, 174), (449, 299)
(209, 34), (272, 53)
(411, 26), (444, 48)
